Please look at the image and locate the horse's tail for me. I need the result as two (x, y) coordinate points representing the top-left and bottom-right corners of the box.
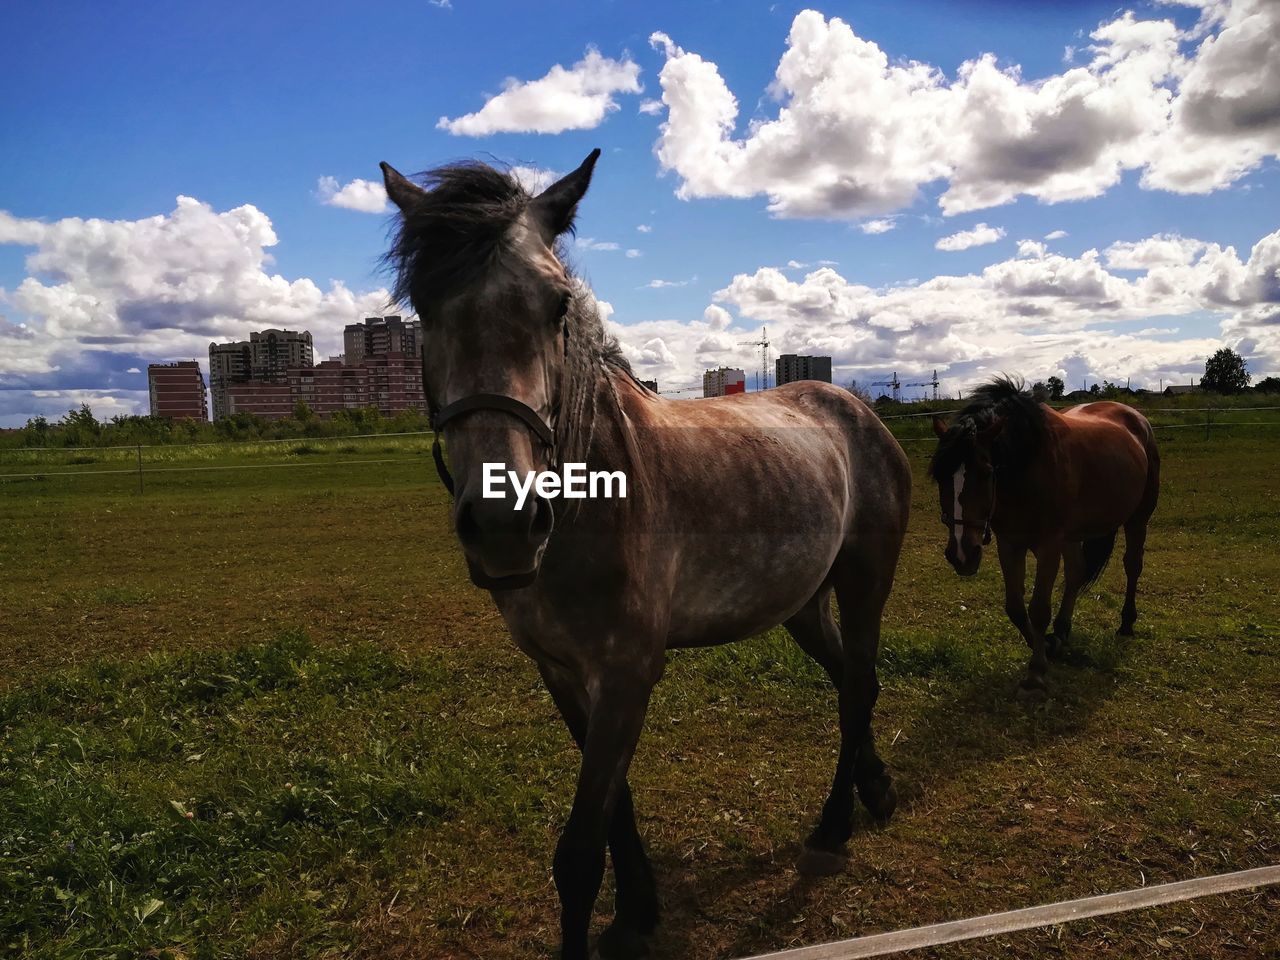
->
(1080, 531), (1118, 588)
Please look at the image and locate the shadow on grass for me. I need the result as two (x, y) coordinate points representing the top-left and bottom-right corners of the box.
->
(646, 624), (1134, 960)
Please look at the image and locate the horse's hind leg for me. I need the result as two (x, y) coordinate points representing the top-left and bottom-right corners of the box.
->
(1119, 516), (1148, 636)
(1121, 446), (1160, 637)
(784, 586), (842, 687)
(1051, 542), (1086, 648)
(795, 562), (896, 876)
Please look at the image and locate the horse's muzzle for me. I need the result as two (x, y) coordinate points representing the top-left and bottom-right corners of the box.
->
(945, 543), (983, 577)
(454, 489), (553, 590)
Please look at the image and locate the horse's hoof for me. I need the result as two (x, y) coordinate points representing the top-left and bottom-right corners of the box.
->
(858, 777), (898, 822)
(595, 921), (650, 960)
(1117, 624), (1135, 637)
(795, 845), (848, 877)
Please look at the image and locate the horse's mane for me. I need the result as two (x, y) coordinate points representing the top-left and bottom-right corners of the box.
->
(380, 159), (633, 488)
(930, 375), (1046, 480)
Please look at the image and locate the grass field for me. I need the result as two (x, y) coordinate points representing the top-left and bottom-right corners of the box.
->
(0, 423), (1277, 959)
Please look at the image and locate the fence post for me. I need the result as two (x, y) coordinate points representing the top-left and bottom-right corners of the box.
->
(137, 444), (143, 495)
(1204, 409), (1211, 441)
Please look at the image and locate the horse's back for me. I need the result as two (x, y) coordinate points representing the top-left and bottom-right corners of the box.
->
(1054, 401), (1158, 532)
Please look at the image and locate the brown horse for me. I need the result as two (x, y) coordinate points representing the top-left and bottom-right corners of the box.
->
(380, 150), (912, 959)
(930, 378), (1160, 695)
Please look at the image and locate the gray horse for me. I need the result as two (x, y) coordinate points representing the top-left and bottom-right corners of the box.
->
(381, 150), (912, 960)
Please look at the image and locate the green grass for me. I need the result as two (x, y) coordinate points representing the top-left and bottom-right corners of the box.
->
(0, 430), (1277, 958)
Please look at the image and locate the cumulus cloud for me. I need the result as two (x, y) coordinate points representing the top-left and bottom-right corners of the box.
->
(936, 223), (1005, 251)
(1017, 239), (1049, 259)
(438, 47), (642, 135)
(636, 223), (653, 233)
(860, 218), (897, 234)
(0, 198), (389, 419)
(626, 249), (642, 258)
(510, 165), (560, 193)
(648, 1), (1280, 219)
(316, 176), (389, 214)
(1045, 229), (1069, 240)
(638, 99), (664, 115)
(605, 225), (1280, 395)
(574, 236), (621, 252)
(1105, 233), (1207, 269)
(644, 278), (692, 289)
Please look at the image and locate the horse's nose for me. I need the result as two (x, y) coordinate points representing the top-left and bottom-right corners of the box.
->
(455, 487), (553, 570)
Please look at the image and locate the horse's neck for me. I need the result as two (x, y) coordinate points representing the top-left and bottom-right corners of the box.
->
(559, 365), (644, 527)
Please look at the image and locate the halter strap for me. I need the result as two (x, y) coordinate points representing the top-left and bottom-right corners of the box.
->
(421, 343), (556, 496)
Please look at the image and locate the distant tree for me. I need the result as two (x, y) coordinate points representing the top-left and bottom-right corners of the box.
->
(61, 404), (101, 446)
(1046, 375), (1065, 400)
(1255, 375), (1280, 394)
(1202, 348), (1250, 394)
(22, 415), (50, 446)
(293, 400), (315, 423)
(1031, 380), (1048, 401)
(846, 380), (872, 404)
(1088, 383), (1101, 397)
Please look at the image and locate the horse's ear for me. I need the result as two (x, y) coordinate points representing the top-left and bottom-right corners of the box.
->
(979, 415), (1006, 443)
(932, 415), (948, 439)
(530, 148), (601, 241)
(380, 162), (427, 213)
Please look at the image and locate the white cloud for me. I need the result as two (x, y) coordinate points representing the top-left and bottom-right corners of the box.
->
(1017, 239), (1049, 259)
(936, 223), (1005, 251)
(860, 218), (897, 235)
(428, 0), (451, 8)
(316, 176), (389, 214)
(510, 165), (560, 194)
(438, 47), (642, 135)
(626, 249), (642, 258)
(648, 2), (1280, 219)
(1105, 233), (1208, 269)
(1045, 229), (1069, 240)
(605, 224), (1280, 395)
(644, 278), (692, 289)
(638, 99), (664, 115)
(574, 236), (621, 252)
(125, 366), (141, 374)
(0, 198), (389, 412)
(636, 223), (653, 233)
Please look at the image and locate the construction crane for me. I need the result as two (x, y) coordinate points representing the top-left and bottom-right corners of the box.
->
(739, 326), (771, 392)
(903, 369), (941, 401)
(870, 371), (901, 402)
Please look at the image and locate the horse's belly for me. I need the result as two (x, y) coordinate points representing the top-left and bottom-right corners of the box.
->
(664, 528), (842, 647)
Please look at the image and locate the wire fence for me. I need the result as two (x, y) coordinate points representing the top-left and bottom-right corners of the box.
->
(1, 406), (1277, 491)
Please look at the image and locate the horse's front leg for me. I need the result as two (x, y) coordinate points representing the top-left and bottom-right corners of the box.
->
(538, 663), (658, 959)
(553, 657), (659, 960)
(1030, 541), (1062, 658)
(996, 538), (1050, 696)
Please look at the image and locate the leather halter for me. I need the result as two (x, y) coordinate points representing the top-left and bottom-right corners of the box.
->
(422, 342), (557, 496)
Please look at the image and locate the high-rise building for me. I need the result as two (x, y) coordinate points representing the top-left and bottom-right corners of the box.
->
(775, 354), (833, 386)
(703, 367), (746, 398)
(638, 379), (658, 392)
(250, 329), (313, 380)
(343, 316), (421, 362)
(209, 328), (313, 419)
(208, 341), (251, 419)
(148, 362), (209, 421)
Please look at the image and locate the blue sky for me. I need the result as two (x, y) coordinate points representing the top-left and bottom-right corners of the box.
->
(2, 0), (1278, 423)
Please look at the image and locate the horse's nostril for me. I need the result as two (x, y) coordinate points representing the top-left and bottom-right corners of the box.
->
(456, 500), (481, 546)
(530, 496), (554, 541)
